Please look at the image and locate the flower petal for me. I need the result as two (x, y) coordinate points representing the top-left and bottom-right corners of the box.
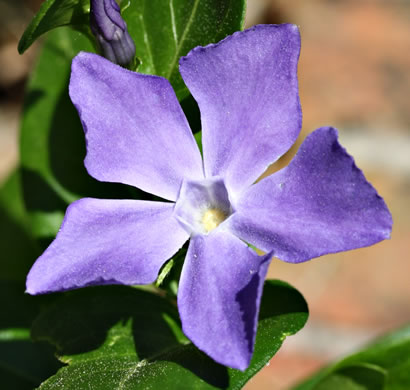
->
(26, 199), (188, 294)
(179, 24), (301, 197)
(69, 52), (203, 201)
(178, 231), (272, 370)
(229, 127), (393, 262)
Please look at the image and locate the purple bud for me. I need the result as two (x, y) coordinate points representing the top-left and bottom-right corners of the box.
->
(90, 0), (136, 66)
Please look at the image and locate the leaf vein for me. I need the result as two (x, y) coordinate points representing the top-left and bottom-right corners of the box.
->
(138, 12), (156, 74)
(169, 0), (178, 45)
(166, 0), (200, 79)
(117, 364), (142, 389)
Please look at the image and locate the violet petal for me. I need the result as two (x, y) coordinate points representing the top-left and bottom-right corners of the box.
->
(179, 24), (301, 197)
(178, 231), (272, 370)
(229, 127), (393, 262)
(69, 52), (204, 201)
(26, 198), (188, 294)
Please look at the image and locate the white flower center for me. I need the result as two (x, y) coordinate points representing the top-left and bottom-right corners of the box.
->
(174, 177), (233, 236)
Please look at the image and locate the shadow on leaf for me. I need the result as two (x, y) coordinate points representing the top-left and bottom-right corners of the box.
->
(22, 167), (67, 213)
(31, 285), (230, 388)
(259, 279), (309, 321)
(156, 343), (230, 388)
(32, 286), (179, 357)
(30, 281), (309, 389)
(0, 169), (40, 280)
(0, 280), (62, 388)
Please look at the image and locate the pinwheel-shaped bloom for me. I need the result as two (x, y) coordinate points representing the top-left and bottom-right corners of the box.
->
(26, 25), (392, 370)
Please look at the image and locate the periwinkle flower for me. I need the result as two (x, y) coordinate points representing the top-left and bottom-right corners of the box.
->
(90, 0), (135, 66)
(26, 25), (392, 370)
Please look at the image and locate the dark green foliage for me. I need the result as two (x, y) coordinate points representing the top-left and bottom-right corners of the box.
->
(33, 280), (308, 389)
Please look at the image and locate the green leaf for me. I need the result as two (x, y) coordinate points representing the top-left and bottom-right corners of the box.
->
(18, 0), (91, 54)
(0, 171), (61, 385)
(294, 325), (410, 390)
(0, 328), (61, 390)
(228, 280), (308, 388)
(194, 131), (203, 156)
(0, 280), (61, 389)
(33, 280), (307, 389)
(312, 364), (386, 390)
(20, 27), (137, 239)
(0, 172), (61, 386)
(157, 246), (187, 297)
(122, 0), (246, 99)
(0, 169), (40, 281)
(155, 259), (174, 287)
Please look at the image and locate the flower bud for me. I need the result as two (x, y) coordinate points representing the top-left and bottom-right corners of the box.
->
(90, 0), (136, 67)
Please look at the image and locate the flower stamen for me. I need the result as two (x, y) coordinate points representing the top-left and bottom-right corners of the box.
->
(202, 208), (228, 232)
(174, 177), (233, 236)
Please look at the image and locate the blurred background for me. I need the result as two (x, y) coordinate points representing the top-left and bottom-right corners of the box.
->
(0, 0), (409, 389)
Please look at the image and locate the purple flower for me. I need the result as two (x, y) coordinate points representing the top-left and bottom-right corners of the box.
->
(26, 25), (392, 370)
(90, 0), (135, 66)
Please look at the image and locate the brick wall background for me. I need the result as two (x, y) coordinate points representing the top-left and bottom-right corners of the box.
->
(245, 1), (410, 388)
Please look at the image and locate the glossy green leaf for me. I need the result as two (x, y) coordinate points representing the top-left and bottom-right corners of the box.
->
(18, 0), (91, 54)
(20, 27), (137, 239)
(33, 280), (308, 389)
(294, 325), (410, 390)
(122, 0), (246, 99)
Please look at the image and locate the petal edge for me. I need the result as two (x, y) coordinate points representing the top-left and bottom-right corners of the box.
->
(26, 198), (189, 294)
(178, 231), (272, 370)
(180, 24), (302, 197)
(70, 52), (203, 201)
(229, 127), (392, 262)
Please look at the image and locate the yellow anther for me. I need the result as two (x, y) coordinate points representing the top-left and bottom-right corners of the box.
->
(202, 208), (227, 232)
